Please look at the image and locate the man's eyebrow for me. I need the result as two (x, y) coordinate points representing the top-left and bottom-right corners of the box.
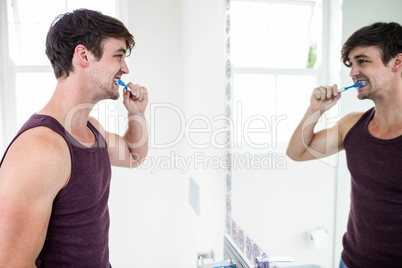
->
(353, 54), (370, 60)
(347, 54), (370, 65)
(115, 48), (127, 54)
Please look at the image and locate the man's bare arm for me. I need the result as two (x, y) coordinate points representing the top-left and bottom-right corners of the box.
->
(286, 85), (356, 161)
(89, 115), (148, 169)
(0, 128), (70, 266)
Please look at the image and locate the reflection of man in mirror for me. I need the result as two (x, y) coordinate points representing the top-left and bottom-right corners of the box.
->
(287, 22), (402, 268)
(0, 9), (149, 267)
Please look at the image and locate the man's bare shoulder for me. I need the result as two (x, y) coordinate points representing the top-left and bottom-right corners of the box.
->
(88, 116), (110, 143)
(0, 126), (71, 191)
(339, 112), (365, 139)
(11, 126), (70, 159)
(88, 116), (107, 134)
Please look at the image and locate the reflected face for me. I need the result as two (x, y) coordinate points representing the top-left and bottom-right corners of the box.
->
(347, 46), (393, 100)
(89, 38), (129, 101)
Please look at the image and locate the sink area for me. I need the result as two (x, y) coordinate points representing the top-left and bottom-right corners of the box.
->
(278, 265), (321, 268)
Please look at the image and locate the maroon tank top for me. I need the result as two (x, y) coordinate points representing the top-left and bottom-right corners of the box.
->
(0, 114), (112, 267)
(342, 107), (402, 267)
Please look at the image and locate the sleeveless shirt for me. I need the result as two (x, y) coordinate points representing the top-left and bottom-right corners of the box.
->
(0, 114), (112, 267)
(342, 107), (402, 267)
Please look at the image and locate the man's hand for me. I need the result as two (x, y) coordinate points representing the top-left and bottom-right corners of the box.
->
(310, 84), (342, 113)
(122, 83), (148, 115)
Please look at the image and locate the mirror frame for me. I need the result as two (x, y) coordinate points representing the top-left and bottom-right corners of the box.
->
(224, 0), (269, 266)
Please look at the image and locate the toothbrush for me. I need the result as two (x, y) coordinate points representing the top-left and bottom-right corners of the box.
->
(114, 79), (131, 93)
(338, 81), (367, 93)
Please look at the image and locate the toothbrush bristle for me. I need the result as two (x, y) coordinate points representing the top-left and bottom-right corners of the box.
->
(357, 81), (368, 87)
(114, 79), (131, 93)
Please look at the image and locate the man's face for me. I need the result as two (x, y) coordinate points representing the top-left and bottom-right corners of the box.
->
(347, 45), (394, 100)
(89, 38), (129, 101)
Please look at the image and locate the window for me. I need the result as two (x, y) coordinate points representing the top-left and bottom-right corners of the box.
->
(1, 0), (119, 152)
(230, 0), (333, 153)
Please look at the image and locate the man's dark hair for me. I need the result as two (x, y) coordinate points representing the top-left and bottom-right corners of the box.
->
(46, 9), (135, 79)
(341, 22), (402, 67)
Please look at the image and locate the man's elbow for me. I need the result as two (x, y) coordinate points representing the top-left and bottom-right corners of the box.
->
(128, 153), (147, 169)
(286, 147), (306, 162)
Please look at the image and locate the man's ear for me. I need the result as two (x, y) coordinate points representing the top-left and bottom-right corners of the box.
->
(74, 44), (90, 68)
(392, 53), (402, 72)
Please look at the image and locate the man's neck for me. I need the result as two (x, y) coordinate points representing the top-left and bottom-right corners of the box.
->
(39, 79), (96, 137)
(369, 86), (402, 139)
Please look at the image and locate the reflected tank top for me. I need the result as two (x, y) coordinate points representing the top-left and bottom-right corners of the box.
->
(342, 107), (402, 268)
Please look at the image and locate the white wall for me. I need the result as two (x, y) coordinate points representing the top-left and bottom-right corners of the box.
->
(334, 1), (402, 267)
(0, 0), (10, 153)
(108, 0), (225, 267)
(180, 0), (226, 265)
(109, 0), (188, 266)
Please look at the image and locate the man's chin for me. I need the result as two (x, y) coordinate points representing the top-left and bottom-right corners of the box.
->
(110, 93), (119, 100)
(108, 90), (120, 100)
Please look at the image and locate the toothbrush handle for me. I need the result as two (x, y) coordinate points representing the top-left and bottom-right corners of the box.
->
(118, 79), (131, 93)
(338, 85), (353, 93)
(338, 81), (365, 93)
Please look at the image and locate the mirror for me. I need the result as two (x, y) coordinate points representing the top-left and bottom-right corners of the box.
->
(225, 1), (402, 268)
(224, 0), (339, 267)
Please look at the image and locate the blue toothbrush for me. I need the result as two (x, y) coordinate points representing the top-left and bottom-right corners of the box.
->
(338, 81), (367, 93)
(114, 79), (131, 93)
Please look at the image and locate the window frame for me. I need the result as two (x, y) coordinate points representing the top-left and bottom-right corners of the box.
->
(230, 0), (337, 154)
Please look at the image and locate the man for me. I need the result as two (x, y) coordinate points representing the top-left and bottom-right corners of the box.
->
(0, 9), (148, 267)
(287, 22), (402, 268)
